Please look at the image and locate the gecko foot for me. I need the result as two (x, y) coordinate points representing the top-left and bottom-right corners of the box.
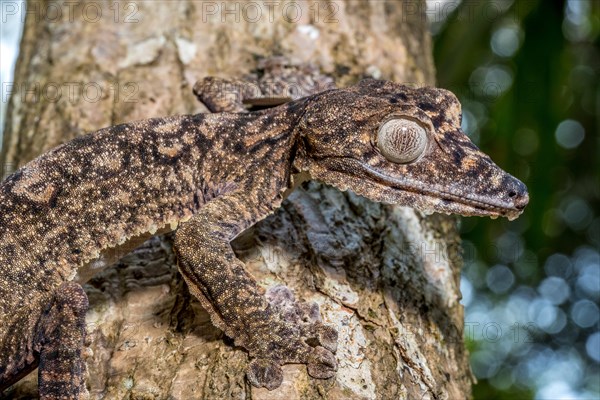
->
(245, 285), (338, 390)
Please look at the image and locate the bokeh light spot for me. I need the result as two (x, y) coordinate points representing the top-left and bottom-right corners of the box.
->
(460, 276), (474, 306)
(571, 300), (599, 328)
(539, 277), (570, 305)
(586, 332), (600, 363)
(491, 24), (522, 57)
(544, 253), (573, 279)
(487, 265), (515, 294)
(576, 253), (600, 300)
(529, 299), (558, 330)
(555, 119), (585, 149)
(561, 197), (593, 231)
(469, 65), (514, 101)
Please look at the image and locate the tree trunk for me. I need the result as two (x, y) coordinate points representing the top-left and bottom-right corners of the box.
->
(2, 1), (473, 398)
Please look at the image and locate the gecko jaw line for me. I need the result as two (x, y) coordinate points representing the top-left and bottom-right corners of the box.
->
(324, 157), (521, 216)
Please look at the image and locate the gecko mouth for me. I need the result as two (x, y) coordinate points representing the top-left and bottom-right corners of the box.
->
(318, 157), (526, 220)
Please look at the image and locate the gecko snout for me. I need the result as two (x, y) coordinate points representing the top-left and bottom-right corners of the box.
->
(506, 179), (529, 210)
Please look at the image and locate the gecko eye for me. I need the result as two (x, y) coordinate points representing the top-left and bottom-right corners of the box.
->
(377, 118), (428, 163)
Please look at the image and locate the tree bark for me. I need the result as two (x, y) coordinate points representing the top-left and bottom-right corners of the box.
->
(2, 1), (473, 399)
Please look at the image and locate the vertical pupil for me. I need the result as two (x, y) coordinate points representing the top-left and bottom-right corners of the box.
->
(387, 124), (418, 154)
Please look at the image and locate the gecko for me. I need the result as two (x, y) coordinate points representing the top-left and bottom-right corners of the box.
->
(0, 75), (528, 398)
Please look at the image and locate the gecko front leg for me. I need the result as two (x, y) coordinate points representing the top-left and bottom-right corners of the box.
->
(173, 192), (337, 390)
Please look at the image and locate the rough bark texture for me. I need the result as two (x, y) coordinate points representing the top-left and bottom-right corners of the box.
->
(2, 1), (473, 399)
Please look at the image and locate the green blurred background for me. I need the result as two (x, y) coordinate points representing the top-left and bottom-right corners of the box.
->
(432, 0), (599, 398)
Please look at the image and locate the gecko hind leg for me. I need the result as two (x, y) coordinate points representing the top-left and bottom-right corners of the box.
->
(34, 282), (88, 400)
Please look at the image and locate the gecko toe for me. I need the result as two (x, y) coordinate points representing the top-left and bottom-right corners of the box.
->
(314, 323), (338, 353)
(247, 358), (284, 390)
(307, 346), (337, 379)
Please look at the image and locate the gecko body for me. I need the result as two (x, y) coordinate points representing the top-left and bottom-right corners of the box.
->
(0, 78), (528, 398)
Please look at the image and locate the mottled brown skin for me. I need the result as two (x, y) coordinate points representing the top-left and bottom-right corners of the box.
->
(0, 78), (528, 398)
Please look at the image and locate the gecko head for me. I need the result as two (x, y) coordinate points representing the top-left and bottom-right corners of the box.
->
(294, 79), (528, 220)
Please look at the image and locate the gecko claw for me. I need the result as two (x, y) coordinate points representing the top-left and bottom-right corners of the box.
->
(247, 358), (284, 391)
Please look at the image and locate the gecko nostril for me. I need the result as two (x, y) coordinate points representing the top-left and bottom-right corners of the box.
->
(513, 191), (529, 210)
(508, 191), (517, 198)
